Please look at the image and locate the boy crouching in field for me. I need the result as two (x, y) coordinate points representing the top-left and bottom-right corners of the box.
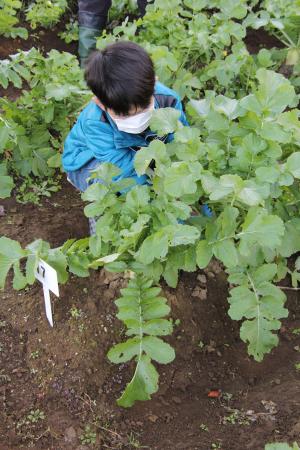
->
(62, 41), (189, 233)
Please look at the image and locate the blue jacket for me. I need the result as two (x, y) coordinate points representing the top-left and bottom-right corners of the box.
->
(62, 82), (188, 184)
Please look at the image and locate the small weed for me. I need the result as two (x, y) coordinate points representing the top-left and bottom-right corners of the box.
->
(58, 18), (79, 43)
(17, 409), (45, 431)
(211, 442), (222, 449)
(16, 177), (61, 205)
(222, 392), (233, 402)
(295, 363), (300, 371)
(127, 431), (148, 448)
(70, 306), (82, 320)
(30, 350), (39, 359)
(80, 425), (97, 445)
(222, 409), (250, 426)
(0, 320), (7, 328)
(27, 409), (45, 423)
(198, 340), (205, 349)
(223, 411), (238, 425)
(200, 423), (209, 431)
(293, 328), (300, 335)
(78, 323), (86, 333)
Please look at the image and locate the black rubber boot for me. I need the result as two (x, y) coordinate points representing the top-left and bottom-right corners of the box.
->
(78, 0), (112, 67)
(78, 26), (101, 67)
(137, 0), (150, 16)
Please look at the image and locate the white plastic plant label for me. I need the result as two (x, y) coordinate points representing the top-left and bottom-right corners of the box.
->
(35, 259), (59, 327)
(42, 284), (53, 327)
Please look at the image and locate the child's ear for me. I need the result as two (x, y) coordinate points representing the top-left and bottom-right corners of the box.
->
(92, 96), (105, 109)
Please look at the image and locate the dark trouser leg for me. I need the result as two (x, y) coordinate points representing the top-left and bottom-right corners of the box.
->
(78, 0), (112, 67)
(66, 158), (103, 235)
(137, 0), (153, 16)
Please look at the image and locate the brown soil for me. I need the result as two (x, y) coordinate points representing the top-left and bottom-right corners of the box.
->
(1, 18), (300, 450)
(245, 29), (284, 54)
(0, 21), (77, 61)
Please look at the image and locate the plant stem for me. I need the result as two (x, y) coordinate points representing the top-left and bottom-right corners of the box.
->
(278, 286), (300, 291)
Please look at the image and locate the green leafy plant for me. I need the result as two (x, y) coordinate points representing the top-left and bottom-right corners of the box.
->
(222, 409), (250, 426)
(0, 53), (32, 89)
(263, 15), (300, 67)
(27, 409), (45, 423)
(108, 275), (175, 407)
(0, 0), (28, 38)
(99, 0), (299, 98)
(0, 160), (14, 199)
(70, 306), (83, 319)
(58, 18), (79, 43)
(265, 443), (300, 450)
(274, 17), (300, 67)
(16, 176), (61, 204)
(97, 0), (258, 100)
(245, 0), (300, 89)
(0, 49), (90, 196)
(262, 0), (300, 18)
(109, 0), (138, 22)
(1, 66), (300, 401)
(16, 409), (45, 430)
(126, 431), (148, 449)
(26, 0), (68, 29)
(30, 350), (40, 359)
(0, 89), (299, 401)
(80, 425), (97, 445)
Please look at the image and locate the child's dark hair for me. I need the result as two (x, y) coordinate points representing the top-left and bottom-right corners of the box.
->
(84, 41), (155, 116)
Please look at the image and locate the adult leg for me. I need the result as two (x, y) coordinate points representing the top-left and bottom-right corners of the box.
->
(78, 0), (112, 67)
(137, 0), (153, 16)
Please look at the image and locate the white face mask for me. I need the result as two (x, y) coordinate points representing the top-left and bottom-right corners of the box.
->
(113, 99), (154, 134)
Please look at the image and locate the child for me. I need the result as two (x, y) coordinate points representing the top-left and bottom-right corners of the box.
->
(63, 41), (189, 233)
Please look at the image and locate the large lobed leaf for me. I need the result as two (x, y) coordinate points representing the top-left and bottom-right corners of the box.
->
(228, 265), (288, 361)
(107, 275), (175, 407)
(0, 237), (28, 289)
